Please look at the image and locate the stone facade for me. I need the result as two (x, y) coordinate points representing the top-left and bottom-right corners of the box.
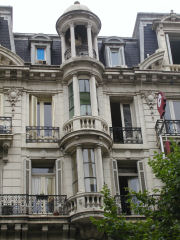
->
(0, 2), (180, 240)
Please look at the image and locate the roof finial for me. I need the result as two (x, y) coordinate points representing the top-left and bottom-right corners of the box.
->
(74, 1), (80, 4)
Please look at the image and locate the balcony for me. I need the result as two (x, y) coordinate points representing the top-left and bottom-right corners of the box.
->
(110, 127), (143, 144)
(64, 45), (97, 60)
(26, 126), (59, 143)
(0, 194), (67, 216)
(63, 116), (109, 135)
(155, 120), (180, 137)
(67, 192), (103, 220)
(0, 117), (12, 135)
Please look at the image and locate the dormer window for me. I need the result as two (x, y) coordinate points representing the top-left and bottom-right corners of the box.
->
(104, 37), (126, 67)
(30, 34), (52, 65)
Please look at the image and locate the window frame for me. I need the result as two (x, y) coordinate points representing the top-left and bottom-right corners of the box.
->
(79, 79), (92, 116)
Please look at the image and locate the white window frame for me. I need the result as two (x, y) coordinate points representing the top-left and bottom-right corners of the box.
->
(31, 41), (51, 65)
(107, 46), (125, 67)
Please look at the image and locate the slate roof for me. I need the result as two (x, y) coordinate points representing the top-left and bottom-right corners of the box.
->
(0, 9), (162, 68)
(0, 17), (11, 50)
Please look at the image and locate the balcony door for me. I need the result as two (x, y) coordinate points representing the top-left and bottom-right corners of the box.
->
(164, 100), (180, 134)
(110, 102), (133, 143)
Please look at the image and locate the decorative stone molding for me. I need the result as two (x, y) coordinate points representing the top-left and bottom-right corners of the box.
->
(0, 45), (24, 66)
(6, 88), (23, 116)
(141, 91), (157, 119)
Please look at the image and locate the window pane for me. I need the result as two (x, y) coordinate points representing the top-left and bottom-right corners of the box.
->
(37, 48), (45, 60)
(80, 105), (91, 115)
(83, 149), (95, 163)
(85, 178), (97, 192)
(44, 102), (52, 126)
(79, 80), (85, 92)
(111, 49), (119, 66)
(173, 101), (180, 119)
(37, 102), (40, 126)
(68, 83), (74, 119)
(164, 101), (171, 120)
(84, 163), (96, 177)
(32, 167), (54, 174)
(123, 104), (132, 127)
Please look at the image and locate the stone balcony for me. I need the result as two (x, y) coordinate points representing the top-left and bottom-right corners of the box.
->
(61, 116), (112, 152)
(67, 192), (103, 221)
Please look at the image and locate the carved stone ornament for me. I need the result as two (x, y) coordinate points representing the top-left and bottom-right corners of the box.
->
(6, 88), (22, 116)
(141, 91), (157, 119)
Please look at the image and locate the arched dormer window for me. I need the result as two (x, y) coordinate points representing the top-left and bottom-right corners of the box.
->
(30, 34), (52, 65)
(103, 37), (126, 67)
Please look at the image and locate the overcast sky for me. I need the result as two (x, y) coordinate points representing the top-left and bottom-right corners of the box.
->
(1, 0), (180, 37)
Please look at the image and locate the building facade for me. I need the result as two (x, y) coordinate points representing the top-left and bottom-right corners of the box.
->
(0, 2), (180, 239)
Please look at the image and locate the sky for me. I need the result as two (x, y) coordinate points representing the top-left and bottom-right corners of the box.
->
(0, 0), (180, 37)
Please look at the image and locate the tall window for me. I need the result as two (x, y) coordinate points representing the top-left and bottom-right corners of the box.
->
(110, 48), (120, 66)
(68, 83), (74, 119)
(79, 79), (91, 116)
(83, 149), (97, 192)
(166, 34), (180, 64)
(164, 100), (180, 133)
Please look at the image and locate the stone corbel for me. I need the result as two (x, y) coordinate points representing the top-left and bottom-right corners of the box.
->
(141, 91), (157, 119)
(2, 141), (11, 163)
(5, 88), (23, 116)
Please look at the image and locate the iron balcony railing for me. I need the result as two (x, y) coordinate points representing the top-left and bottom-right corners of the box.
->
(0, 194), (68, 215)
(64, 45), (97, 60)
(110, 127), (143, 144)
(26, 126), (59, 143)
(0, 117), (12, 134)
(155, 119), (180, 136)
(115, 195), (159, 215)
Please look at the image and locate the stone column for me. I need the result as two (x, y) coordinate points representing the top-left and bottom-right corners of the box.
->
(1, 224), (7, 240)
(87, 24), (93, 58)
(76, 146), (85, 193)
(96, 146), (104, 191)
(73, 75), (80, 116)
(90, 75), (98, 116)
(70, 23), (76, 57)
(60, 33), (66, 62)
(94, 35), (99, 60)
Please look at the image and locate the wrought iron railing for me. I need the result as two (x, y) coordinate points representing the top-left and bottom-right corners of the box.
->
(110, 127), (143, 144)
(115, 195), (159, 215)
(26, 126), (59, 143)
(64, 45), (97, 60)
(155, 119), (180, 136)
(0, 194), (67, 215)
(0, 117), (12, 134)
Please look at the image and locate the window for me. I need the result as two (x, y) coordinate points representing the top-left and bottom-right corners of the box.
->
(83, 149), (97, 192)
(166, 34), (180, 64)
(79, 79), (91, 116)
(68, 83), (74, 119)
(110, 101), (134, 143)
(37, 48), (45, 61)
(113, 160), (146, 214)
(25, 159), (62, 195)
(164, 100), (180, 134)
(29, 95), (55, 138)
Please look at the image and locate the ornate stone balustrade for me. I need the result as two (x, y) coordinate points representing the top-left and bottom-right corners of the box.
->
(63, 116), (109, 135)
(67, 192), (103, 216)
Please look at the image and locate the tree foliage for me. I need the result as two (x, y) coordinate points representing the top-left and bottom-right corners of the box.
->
(91, 142), (180, 240)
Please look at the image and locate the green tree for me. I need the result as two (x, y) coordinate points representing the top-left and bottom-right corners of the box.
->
(91, 142), (180, 240)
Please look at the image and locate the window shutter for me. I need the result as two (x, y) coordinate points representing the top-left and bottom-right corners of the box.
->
(137, 161), (146, 192)
(112, 159), (119, 194)
(0, 94), (3, 116)
(52, 95), (55, 127)
(25, 159), (31, 195)
(56, 159), (62, 195)
(30, 95), (37, 126)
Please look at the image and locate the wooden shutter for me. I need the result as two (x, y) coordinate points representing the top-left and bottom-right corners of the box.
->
(52, 95), (55, 127)
(56, 159), (62, 195)
(30, 95), (37, 126)
(112, 159), (120, 194)
(25, 159), (31, 194)
(0, 94), (3, 116)
(137, 161), (146, 192)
